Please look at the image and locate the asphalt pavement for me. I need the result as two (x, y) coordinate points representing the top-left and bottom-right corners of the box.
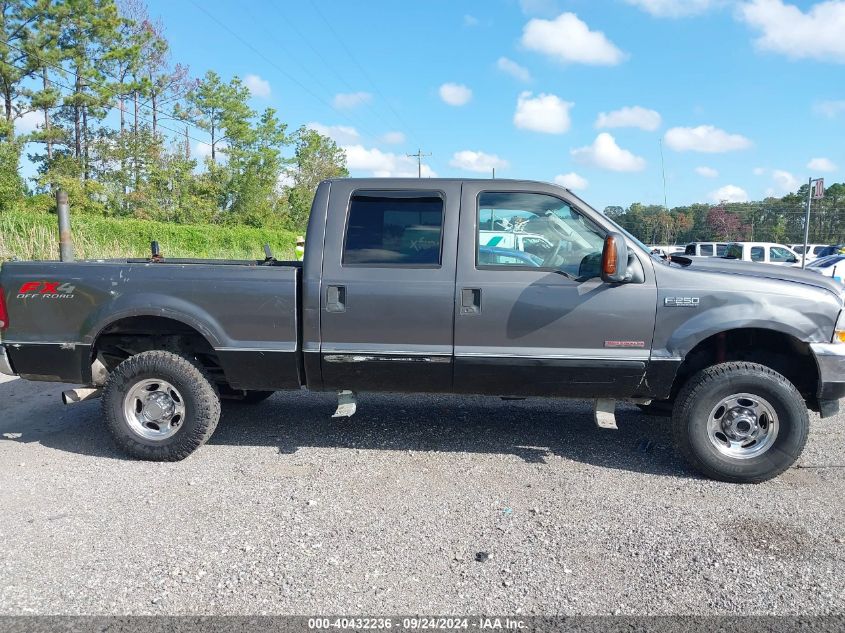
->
(1, 373), (843, 615)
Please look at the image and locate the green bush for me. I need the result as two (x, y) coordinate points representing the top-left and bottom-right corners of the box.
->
(0, 211), (297, 261)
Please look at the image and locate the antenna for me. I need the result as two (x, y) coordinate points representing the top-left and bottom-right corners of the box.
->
(659, 138), (668, 210)
(406, 148), (431, 178)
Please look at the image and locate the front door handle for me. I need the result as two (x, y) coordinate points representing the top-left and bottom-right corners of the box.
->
(460, 288), (481, 315)
(326, 285), (346, 313)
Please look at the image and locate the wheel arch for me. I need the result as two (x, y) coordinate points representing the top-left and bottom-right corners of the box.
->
(666, 327), (819, 409)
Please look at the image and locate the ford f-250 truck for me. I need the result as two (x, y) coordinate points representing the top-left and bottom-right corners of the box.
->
(2, 178), (844, 483)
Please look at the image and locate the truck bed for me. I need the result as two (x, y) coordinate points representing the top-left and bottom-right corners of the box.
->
(0, 258), (303, 390)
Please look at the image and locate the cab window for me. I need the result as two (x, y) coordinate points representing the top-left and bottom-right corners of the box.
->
(699, 244), (714, 256)
(476, 192), (606, 279)
(751, 246), (765, 262)
(343, 191), (444, 266)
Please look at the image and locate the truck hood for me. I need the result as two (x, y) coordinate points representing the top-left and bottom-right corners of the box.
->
(670, 255), (844, 299)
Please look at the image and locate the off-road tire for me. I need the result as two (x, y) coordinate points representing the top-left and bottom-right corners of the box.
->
(672, 362), (809, 483)
(102, 350), (220, 461)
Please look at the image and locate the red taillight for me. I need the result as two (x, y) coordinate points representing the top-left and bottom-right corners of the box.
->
(0, 286), (8, 330)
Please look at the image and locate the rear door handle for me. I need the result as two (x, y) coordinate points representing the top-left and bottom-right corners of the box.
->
(460, 288), (481, 315)
(326, 285), (346, 313)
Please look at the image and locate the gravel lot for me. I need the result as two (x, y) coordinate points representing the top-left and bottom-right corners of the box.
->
(0, 373), (843, 615)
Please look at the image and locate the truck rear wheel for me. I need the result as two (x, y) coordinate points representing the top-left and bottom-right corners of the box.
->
(672, 362), (809, 483)
(102, 350), (221, 461)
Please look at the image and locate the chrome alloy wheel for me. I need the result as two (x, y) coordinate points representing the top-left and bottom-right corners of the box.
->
(123, 378), (186, 441)
(707, 393), (779, 459)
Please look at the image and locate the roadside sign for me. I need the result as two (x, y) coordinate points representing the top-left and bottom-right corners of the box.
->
(814, 178), (825, 199)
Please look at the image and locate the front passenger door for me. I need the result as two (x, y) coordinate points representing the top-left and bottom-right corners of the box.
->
(453, 184), (657, 398)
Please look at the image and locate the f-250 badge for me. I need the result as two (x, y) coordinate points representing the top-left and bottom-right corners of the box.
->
(17, 281), (76, 299)
(664, 296), (700, 307)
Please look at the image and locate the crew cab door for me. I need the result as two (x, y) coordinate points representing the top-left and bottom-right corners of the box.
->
(453, 183), (658, 398)
(319, 181), (460, 392)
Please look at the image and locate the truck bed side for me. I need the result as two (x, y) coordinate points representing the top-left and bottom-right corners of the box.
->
(0, 260), (302, 390)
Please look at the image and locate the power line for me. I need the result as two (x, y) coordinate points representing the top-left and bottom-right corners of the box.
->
(187, 0), (384, 142)
(235, 2), (381, 140)
(0, 34), (210, 139)
(307, 0), (420, 145)
(0, 57), (210, 149)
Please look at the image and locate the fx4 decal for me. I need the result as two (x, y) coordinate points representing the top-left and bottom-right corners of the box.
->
(17, 281), (77, 299)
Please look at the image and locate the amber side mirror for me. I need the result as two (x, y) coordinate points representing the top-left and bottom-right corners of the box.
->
(601, 232), (630, 283)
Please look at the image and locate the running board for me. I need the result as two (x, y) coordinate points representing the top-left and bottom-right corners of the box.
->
(594, 398), (618, 430)
(332, 390), (357, 418)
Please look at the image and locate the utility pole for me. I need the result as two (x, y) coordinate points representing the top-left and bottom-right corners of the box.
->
(406, 148), (431, 178)
(802, 177), (825, 269)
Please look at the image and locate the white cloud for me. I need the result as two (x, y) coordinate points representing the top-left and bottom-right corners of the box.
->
(571, 133), (646, 172)
(14, 110), (41, 134)
(450, 150), (509, 174)
(808, 157), (837, 172)
(306, 122), (360, 145)
(333, 92), (372, 109)
(380, 131), (406, 145)
(771, 169), (800, 193)
(624, 0), (721, 17)
(463, 14), (479, 26)
(665, 125), (752, 152)
(439, 83), (472, 106)
(343, 144), (437, 178)
(695, 166), (719, 178)
(738, 0), (845, 63)
(496, 57), (532, 82)
(709, 184), (749, 203)
(513, 91), (573, 134)
(753, 167), (767, 175)
(554, 172), (589, 190)
(244, 74), (271, 98)
(595, 106), (662, 131)
(813, 100), (845, 118)
(521, 13), (627, 66)
(194, 142), (211, 158)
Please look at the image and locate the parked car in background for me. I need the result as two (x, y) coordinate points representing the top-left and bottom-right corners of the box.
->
(648, 244), (685, 257)
(807, 254), (845, 282)
(724, 242), (799, 265)
(791, 244), (844, 266)
(683, 242), (729, 257)
(479, 230), (553, 260)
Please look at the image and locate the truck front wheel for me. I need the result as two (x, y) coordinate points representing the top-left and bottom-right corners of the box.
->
(102, 350), (221, 461)
(672, 362), (809, 483)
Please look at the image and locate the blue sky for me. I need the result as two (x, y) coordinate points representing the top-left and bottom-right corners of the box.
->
(61, 0), (845, 209)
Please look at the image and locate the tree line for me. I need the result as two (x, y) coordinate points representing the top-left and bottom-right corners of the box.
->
(606, 182), (845, 246)
(0, 0), (348, 230)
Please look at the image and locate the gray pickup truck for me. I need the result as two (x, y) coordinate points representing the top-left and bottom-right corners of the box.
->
(2, 178), (844, 482)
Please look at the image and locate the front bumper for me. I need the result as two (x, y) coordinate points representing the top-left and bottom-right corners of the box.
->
(810, 343), (845, 402)
(0, 345), (15, 376)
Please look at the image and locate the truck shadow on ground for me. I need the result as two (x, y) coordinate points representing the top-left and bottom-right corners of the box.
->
(1, 380), (692, 478)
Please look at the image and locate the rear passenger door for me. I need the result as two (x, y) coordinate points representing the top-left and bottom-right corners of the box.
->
(319, 182), (460, 392)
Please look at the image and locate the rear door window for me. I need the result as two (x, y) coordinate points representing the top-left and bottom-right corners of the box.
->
(700, 244), (714, 256)
(716, 243), (728, 257)
(685, 244), (696, 255)
(343, 191), (444, 266)
(751, 246), (765, 262)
